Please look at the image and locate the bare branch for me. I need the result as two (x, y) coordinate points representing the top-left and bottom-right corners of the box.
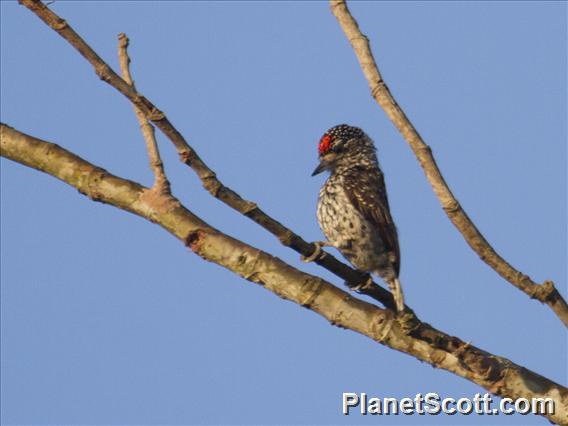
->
(18, 0), (404, 312)
(329, 0), (568, 327)
(2, 122), (566, 424)
(117, 33), (170, 195)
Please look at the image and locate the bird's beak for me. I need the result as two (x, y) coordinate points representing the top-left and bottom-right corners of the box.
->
(311, 153), (336, 176)
(311, 159), (329, 176)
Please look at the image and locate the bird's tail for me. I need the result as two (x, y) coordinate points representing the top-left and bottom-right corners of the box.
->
(387, 277), (405, 312)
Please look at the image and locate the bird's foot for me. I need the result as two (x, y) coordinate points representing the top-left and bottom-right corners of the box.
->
(350, 274), (374, 292)
(396, 309), (420, 334)
(301, 241), (330, 263)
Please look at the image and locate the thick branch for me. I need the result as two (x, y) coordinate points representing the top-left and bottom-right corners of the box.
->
(1, 123), (566, 424)
(329, 0), (568, 327)
(19, 0), (402, 311)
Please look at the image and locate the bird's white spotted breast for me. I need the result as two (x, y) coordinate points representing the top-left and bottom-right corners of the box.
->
(316, 175), (389, 273)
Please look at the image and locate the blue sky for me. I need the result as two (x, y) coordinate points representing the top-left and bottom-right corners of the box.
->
(1, 1), (566, 425)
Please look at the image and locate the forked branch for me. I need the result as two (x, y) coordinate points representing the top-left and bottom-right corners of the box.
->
(330, 0), (568, 327)
(117, 32), (170, 195)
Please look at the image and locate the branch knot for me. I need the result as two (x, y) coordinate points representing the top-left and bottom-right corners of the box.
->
(53, 18), (68, 31)
(94, 63), (111, 82)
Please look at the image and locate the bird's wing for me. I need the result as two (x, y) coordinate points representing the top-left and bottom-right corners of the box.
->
(343, 168), (400, 275)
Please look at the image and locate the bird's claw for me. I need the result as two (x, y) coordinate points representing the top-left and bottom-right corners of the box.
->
(396, 309), (420, 334)
(301, 241), (328, 263)
(350, 275), (374, 292)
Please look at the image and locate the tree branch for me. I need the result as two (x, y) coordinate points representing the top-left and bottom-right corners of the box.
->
(19, 0), (404, 312)
(117, 32), (170, 195)
(329, 0), (568, 328)
(1, 123), (566, 424)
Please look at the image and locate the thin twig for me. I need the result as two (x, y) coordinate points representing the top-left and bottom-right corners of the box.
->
(329, 0), (568, 327)
(2, 123), (566, 424)
(117, 33), (170, 195)
(19, 0), (404, 312)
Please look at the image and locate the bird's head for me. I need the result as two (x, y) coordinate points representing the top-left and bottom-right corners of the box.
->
(312, 124), (376, 176)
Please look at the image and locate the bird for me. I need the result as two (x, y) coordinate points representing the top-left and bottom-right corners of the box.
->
(307, 124), (405, 312)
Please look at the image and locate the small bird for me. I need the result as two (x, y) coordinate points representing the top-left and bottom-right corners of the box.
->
(308, 124), (405, 312)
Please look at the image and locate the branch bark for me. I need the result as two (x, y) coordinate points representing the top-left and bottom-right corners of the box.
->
(19, 0), (403, 312)
(1, 123), (566, 424)
(329, 0), (568, 328)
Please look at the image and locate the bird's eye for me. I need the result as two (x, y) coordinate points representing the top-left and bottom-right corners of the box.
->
(318, 135), (332, 155)
(331, 142), (343, 153)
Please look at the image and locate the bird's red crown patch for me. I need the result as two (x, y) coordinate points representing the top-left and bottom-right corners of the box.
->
(318, 135), (332, 155)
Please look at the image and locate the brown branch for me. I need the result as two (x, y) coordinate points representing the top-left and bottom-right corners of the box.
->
(329, 0), (568, 327)
(117, 32), (170, 195)
(1, 123), (566, 424)
(18, 0), (404, 312)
